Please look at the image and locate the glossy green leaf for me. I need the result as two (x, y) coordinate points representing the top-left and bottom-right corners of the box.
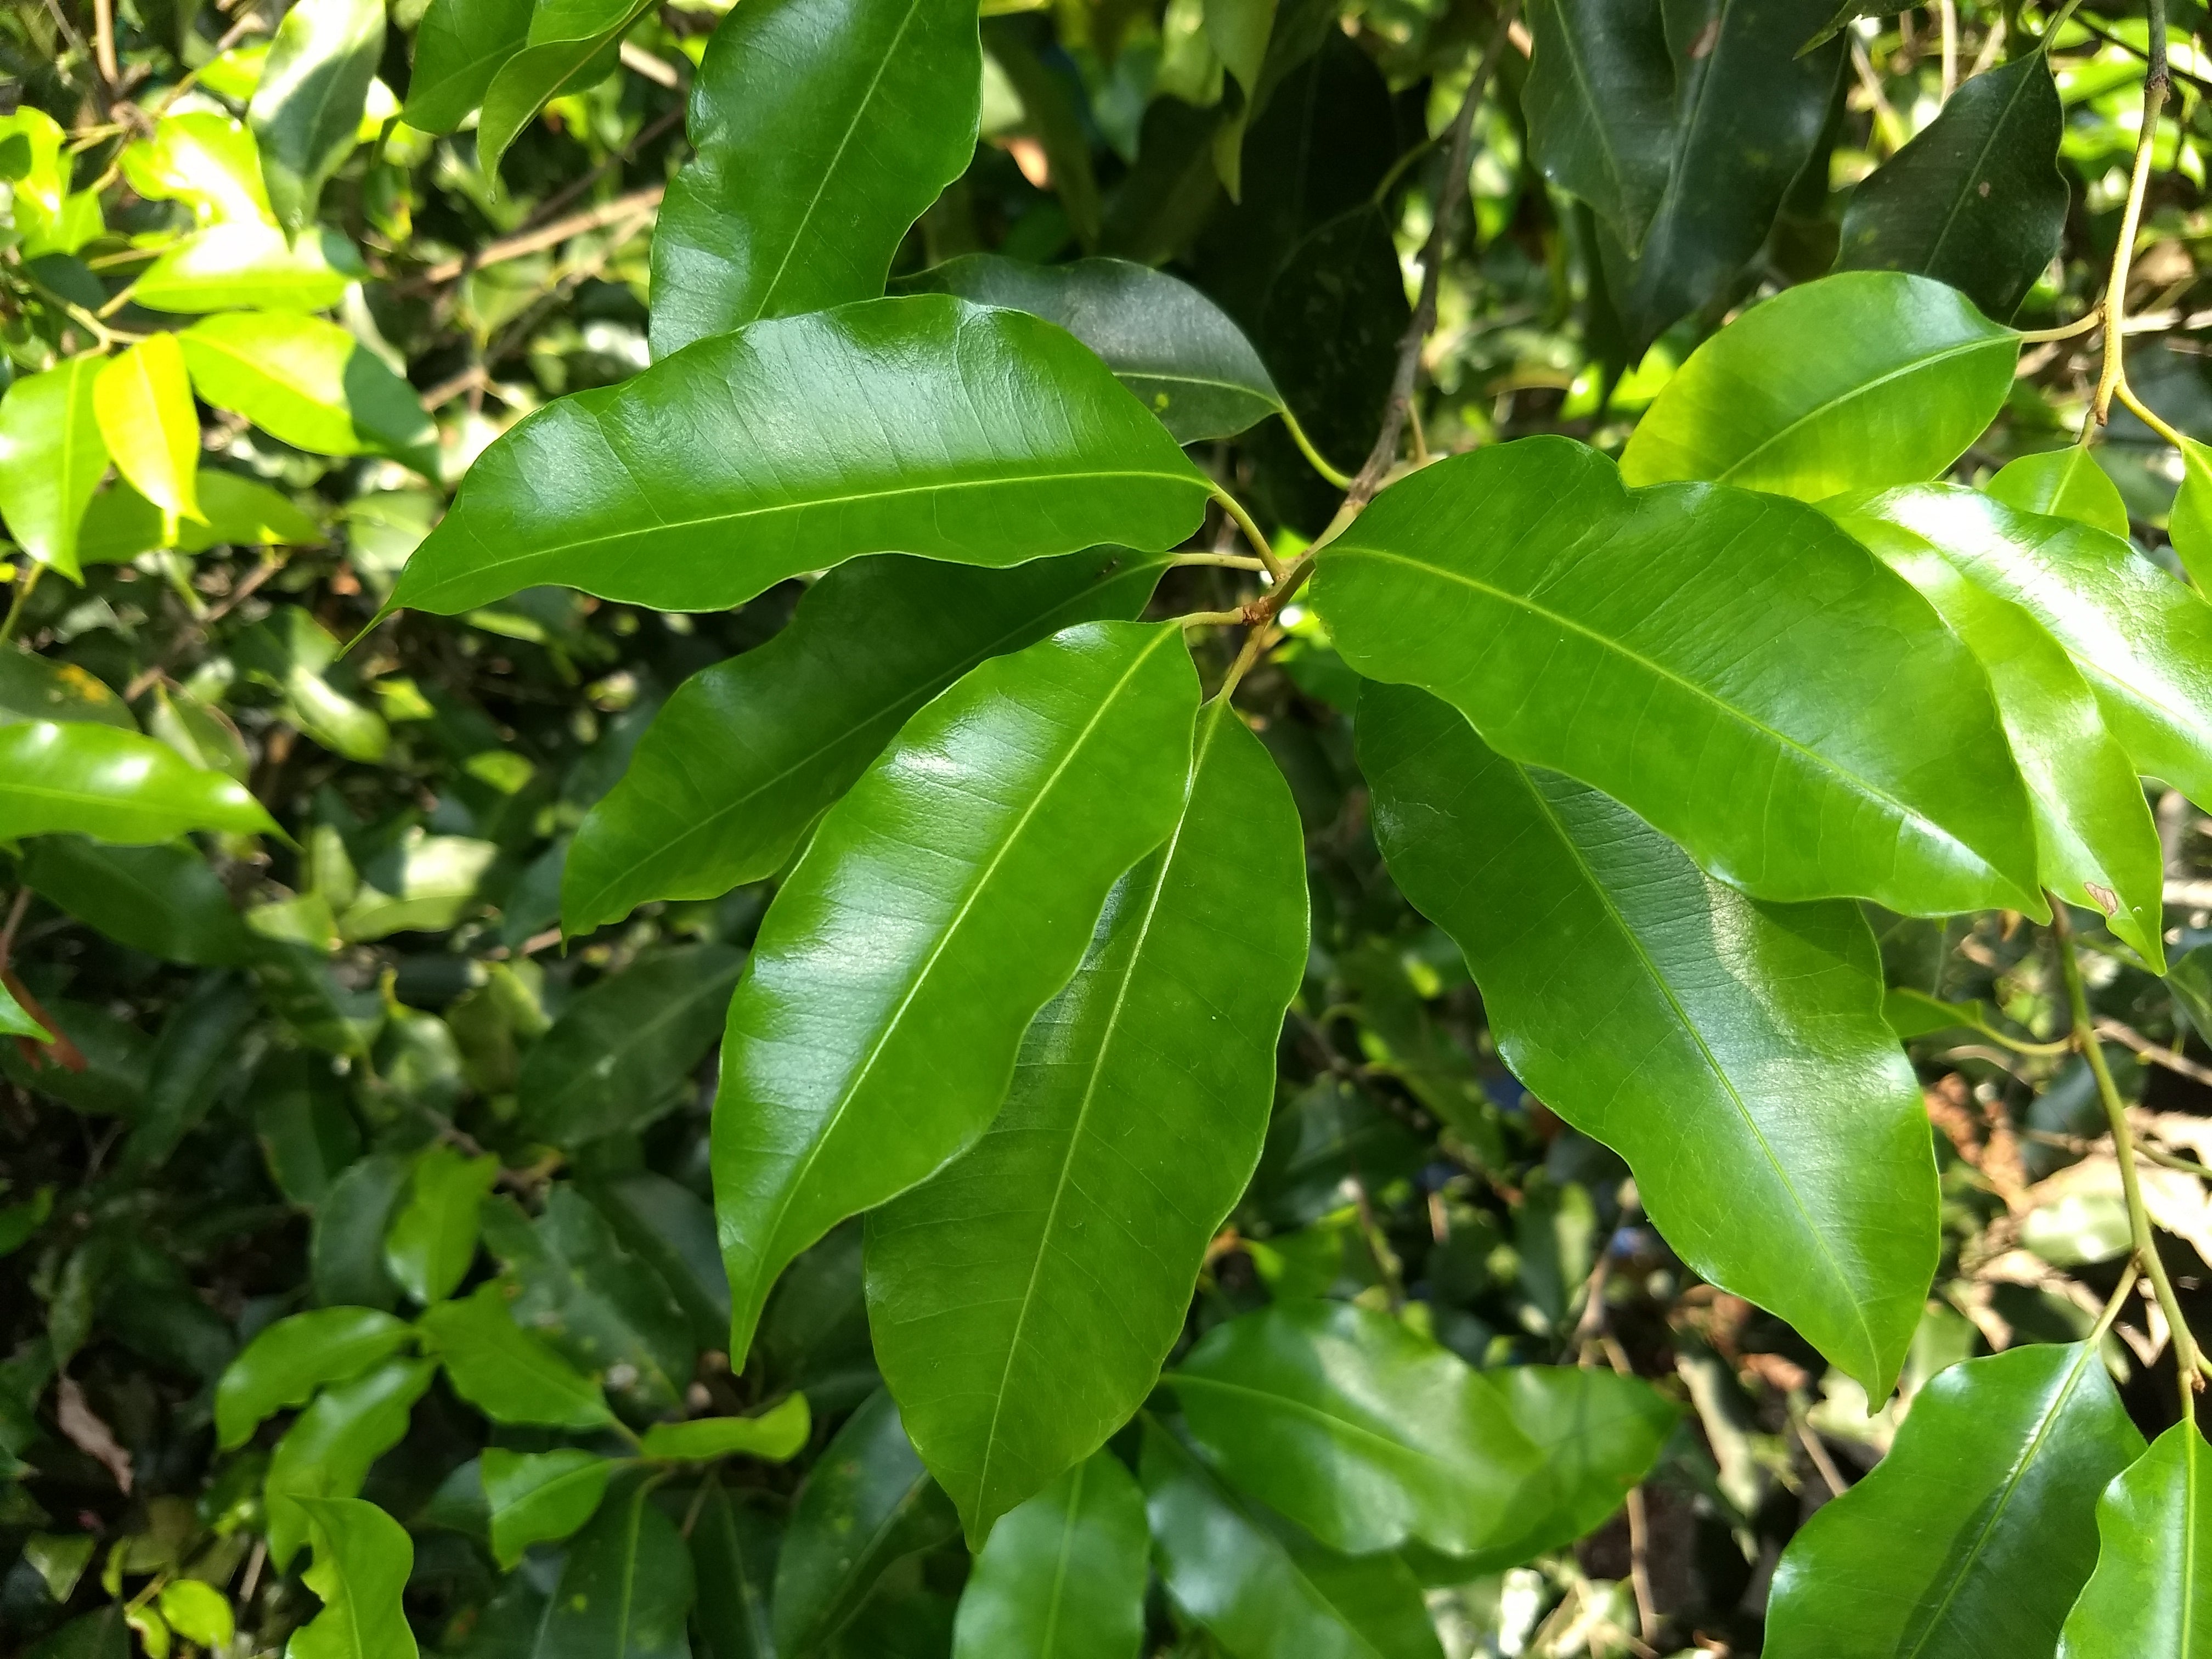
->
(481, 1447), (613, 1568)
(1618, 272), (2017, 500)
(265, 1356), (436, 1568)
(713, 621), (1199, 1358)
(94, 336), (201, 524)
(691, 1478), (779, 1659)
(1314, 436), (2040, 915)
(290, 1497), (417, 1659)
(639, 1394), (810, 1463)
(1831, 500), (2165, 965)
(119, 110), (268, 223)
(214, 1307), (413, 1450)
(1989, 447), (2132, 538)
(2170, 437), (2212, 590)
(1837, 53), (2066, 321)
(0, 109), (105, 257)
(382, 1143), (498, 1305)
(337, 834), (495, 939)
(1361, 684), (1940, 1393)
(248, 0), (385, 231)
(1169, 1300), (1673, 1561)
(1849, 484), (2212, 813)
(1141, 1419), (1446, 1659)
(391, 297), (1209, 618)
(474, 0), (651, 191)
(1767, 1342), (2146, 1658)
(902, 255), (1282, 443)
(417, 1280), (616, 1429)
(179, 313), (438, 478)
(403, 0), (533, 132)
(2057, 1420), (2212, 1658)
(773, 1390), (959, 1658)
(512, 944), (743, 1148)
(0, 723), (279, 843)
(951, 1452), (1146, 1658)
(1523, 0), (1676, 251)
(534, 1475), (696, 1659)
(866, 700), (1307, 1541)
(0, 356), (108, 580)
(0, 979), (46, 1042)
(136, 221), (363, 315)
(21, 838), (251, 965)
(648, 0), (983, 357)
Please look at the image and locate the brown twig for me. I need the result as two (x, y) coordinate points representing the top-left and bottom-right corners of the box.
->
(123, 551), (286, 701)
(410, 185), (667, 289)
(521, 103), (687, 233)
(2094, 1017), (2212, 1090)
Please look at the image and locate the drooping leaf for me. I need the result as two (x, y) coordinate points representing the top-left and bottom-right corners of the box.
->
(214, 1307), (414, 1450)
(866, 701), (1308, 1541)
(511, 945), (743, 1147)
(382, 1143), (499, 1305)
(2056, 1420), (2212, 1658)
(1618, 272), (2017, 500)
(179, 313), (438, 478)
(648, 0), (983, 357)
(951, 1452), (1147, 1659)
(1988, 447), (2132, 538)
(1141, 1419), (1446, 1659)
(639, 1395), (810, 1463)
(0, 723), (279, 843)
(22, 838), (251, 966)
(532, 1475), (696, 1659)
(388, 297), (1211, 619)
(1836, 53), (2067, 321)
(0, 108), (105, 257)
(290, 1497), (417, 1659)
(691, 1477), (779, 1659)
(264, 1357), (437, 1568)
(565, 550), (1166, 934)
(1360, 684), (1940, 1395)
(712, 622), (1199, 1358)
(1766, 1341), (2144, 1659)
(417, 1280), (616, 1429)
(1313, 436), (2041, 916)
(115, 970), (257, 1177)
(473, 0), (652, 191)
(94, 336), (201, 525)
(249, 0), (384, 231)
(0, 356), (108, 580)
(2170, 437), (2212, 590)
(403, 0), (533, 132)
(1523, 0), (1677, 251)
(481, 1447), (613, 1569)
(772, 1390), (959, 1659)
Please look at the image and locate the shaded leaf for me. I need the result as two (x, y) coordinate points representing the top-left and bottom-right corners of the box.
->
(951, 1452), (1147, 1659)
(1524, 0), (1677, 250)
(691, 1479), (778, 1659)
(535, 1475), (696, 1659)
(2171, 436), (2212, 590)
(0, 653), (133, 729)
(383, 1143), (499, 1305)
(639, 1395), (810, 1463)
(22, 838), (251, 965)
(2056, 1420), (2212, 1658)
(417, 1280), (615, 1429)
(265, 1356), (436, 1568)
(312, 1153), (409, 1310)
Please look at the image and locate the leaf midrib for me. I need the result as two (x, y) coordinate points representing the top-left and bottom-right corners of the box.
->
(1714, 334), (2008, 484)
(1167, 1372), (1476, 1498)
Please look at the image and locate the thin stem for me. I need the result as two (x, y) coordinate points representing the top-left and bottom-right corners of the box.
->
(2017, 307), (2104, 343)
(2094, 1015), (2212, 1091)
(1209, 483), (1283, 579)
(0, 565), (43, 646)
(2115, 379), (2192, 452)
(1171, 551), (1269, 571)
(2091, 1260), (2143, 1343)
(2095, 0), (2169, 424)
(1281, 409), (1353, 491)
(1939, 0), (1959, 99)
(91, 0), (119, 89)
(1176, 608), (1249, 629)
(1217, 627), (1274, 702)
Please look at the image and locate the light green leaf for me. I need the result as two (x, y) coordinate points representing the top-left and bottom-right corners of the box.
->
(136, 221), (364, 316)
(1767, 1341), (2146, 1659)
(382, 1143), (499, 1305)
(249, 0), (386, 232)
(2057, 1420), (2212, 1658)
(0, 656), (131, 729)
(337, 833), (496, 939)
(179, 313), (438, 477)
(0, 356), (109, 580)
(231, 607), (391, 763)
(0, 979), (46, 1043)
(951, 1452), (1147, 1659)
(648, 0), (983, 357)
(24, 838), (250, 966)
(1618, 272), (2017, 500)
(94, 336), (202, 525)
(2170, 436), (2212, 591)
(1523, 0), (1675, 251)
(388, 297), (1211, 618)
(288, 1497), (416, 1659)
(535, 1475), (697, 1659)
(0, 723), (279, 843)
(1313, 436), (2040, 916)
(0, 109), (105, 256)
(216, 1307), (413, 1450)
(266, 1357), (436, 1568)
(481, 1447), (613, 1569)
(866, 700), (1308, 1542)
(473, 0), (651, 189)
(713, 621), (1199, 1360)
(120, 111), (270, 224)
(1168, 1300), (1674, 1562)
(639, 1395), (811, 1463)
(402, 0), (533, 132)
(1988, 447), (2132, 538)
(417, 1280), (615, 1429)
(155, 1581), (232, 1651)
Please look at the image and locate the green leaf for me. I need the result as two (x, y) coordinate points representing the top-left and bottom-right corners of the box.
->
(1836, 53), (2066, 321)
(265, 1357), (437, 1568)
(393, 297), (1208, 618)
(951, 1452), (1147, 1659)
(403, 0), (533, 132)
(0, 655), (131, 730)
(248, 0), (385, 232)
(312, 1154), (409, 1309)
(179, 314), (438, 478)
(1141, 1418), (1446, 1659)
(0, 979), (46, 1043)
(120, 110), (270, 224)
(772, 1390), (960, 1659)
(2170, 437), (2212, 590)
(481, 1447), (613, 1568)
(639, 1394), (811, 1463)
(1831, 500), (2166, 966)
(417, 1280), (616, 1429)
(901, 255), (1282, 443)
(1313, 436), (2040, 916)
(1849, 484), (2212, 814)
(0, 356), (108, 580)
(215, 1307), (413, 1450)
(648, 0), (983, 357)
(713, 620), (1199, 1359)
(136, 221), (364, 315)
(691, 1478), (778, 1659)
(0, 109), (105, 257)
(866, 700), (1308, 1541)
(80, 470), (324, 563)
(1167, 1300), (1673, 1561)
(1523, 0), (1676, 251)
(0, 723), (279, 843)
(337, 833), (495, 939)
(2056, 1420), (2212, 1658)
(94, 336), (201, 524)
(1767, 1341), (2144, 1659)
(21, 837), (252, 965)
(535, 1475), (696, 1659)
(1988, 447), (2132, 538)
(382, 1143), (499, 1305)
(154, 1581), (231, 1652)
(1360, 684), (1941, 1394)
(582, 1173), (730, 1348)
(473, 0), (651, 191)
(512, 944), (744, 1148)
(290, 1497), (417, 1659)
(250, 1049), (361, 1206)
(1618, 272), (2017, 500)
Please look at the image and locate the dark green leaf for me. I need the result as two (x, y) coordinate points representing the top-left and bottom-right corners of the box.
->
(950, 1452), (1147, 1659)
(0, 652), (134, 729)
(1524, 0), (1677, 251)
(247, 0), (385, 232)
(0, 723), (280, 843)
(22, 837), (251, 965)
(981, 20), (1101, 245)
(534, 1475), (696, 1659)
(691, 1478), (778, 1659)
(417, 1280), (616, 1429)
(1988, 447), (2132, 538)
(312, 1153), (410, 1310)
(383, 1143), (499, 1305)
(639, 1394), (810, 1462)
(119, 969), (258, 1176)
(265, 1356), (437, 1568)
(580, 1173), (730, 1350)
(0, 356), (106, 580)
(2055, 1420), (2212, 1657)
(290, 1497), (417, 1659)
(481, 1447), (613, 1569)
(215, 1307), (413, 1450)
(472, 0), (648, 190)
(403, 0), (533, 132)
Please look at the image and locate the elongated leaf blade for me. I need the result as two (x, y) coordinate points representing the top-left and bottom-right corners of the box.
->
(265, 1357), (437, 1568)
(638, 1394), (810, 1463)
(482, 1447), (614, 1568)
(691, 1478), (778, 1659)
(94, 336), (201, 523)
(0, 356), (108, 580)
(403, 0), (533, 132)
(291, 1498), (417, 1659)
(951, 1453), (1148, 1659)
(535, 1474), (696, 1659)
(180, 313), (437, 477)
(1988, 447), (2131, 538)
(389, 297), (1211, 618)
(247, 0), (384, 231)
(2057, 1420), (2212, 1658)
(1314, 437), (2040, 915)
(215, 1307), (413, 1450)
(474, 0), (648, 188)
(1523, 0), (1676, 251)
(2169, 438), (2212, 590)
(712, 622), (1199, 1359)
(382, 1143), (498, 1305)
(23, 838), (252, 966)
(417, 1281), (615, 1429)
(0, 723), (279, 844)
